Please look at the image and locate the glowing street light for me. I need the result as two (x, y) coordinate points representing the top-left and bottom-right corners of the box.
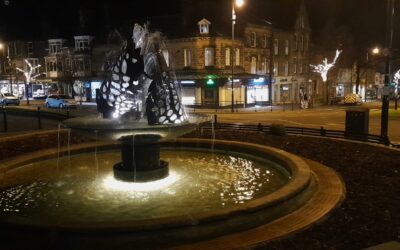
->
(372, 47), (380, 55)
(231, 0), (245, 112)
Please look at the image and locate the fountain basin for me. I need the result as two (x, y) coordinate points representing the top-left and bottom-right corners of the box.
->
(0, 139), (313, 249)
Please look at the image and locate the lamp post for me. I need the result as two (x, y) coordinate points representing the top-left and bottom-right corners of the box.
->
(364, 47), (380, 102)
(231, 0), (244, 112)
(381, 0), (395, 143)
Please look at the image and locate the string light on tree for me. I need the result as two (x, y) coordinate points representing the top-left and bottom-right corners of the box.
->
(16, 59), (41, 104)
(310, 50), (342, 82)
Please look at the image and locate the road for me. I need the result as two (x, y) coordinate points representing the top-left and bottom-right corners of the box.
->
(2, 100), (399, 143)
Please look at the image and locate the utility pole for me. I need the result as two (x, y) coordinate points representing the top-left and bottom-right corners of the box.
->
(268, 30), (274, 105)
(381, 0), (394, 142)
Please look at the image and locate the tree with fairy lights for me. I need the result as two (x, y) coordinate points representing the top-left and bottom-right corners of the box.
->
(310, 50), (342, 82)
(16, 59), (41, 105)
(310, 50), (342, 104)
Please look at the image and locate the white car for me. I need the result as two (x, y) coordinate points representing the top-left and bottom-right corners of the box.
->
(0, 93), (20, 106)
(45, 94), (77, 109)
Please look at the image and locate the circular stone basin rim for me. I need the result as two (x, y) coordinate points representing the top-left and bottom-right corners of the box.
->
(0, 139), (311, 232)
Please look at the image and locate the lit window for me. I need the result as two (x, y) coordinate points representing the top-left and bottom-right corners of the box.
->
(263, 34), (267, 48)
(184, 49), (191, 67)
(274, 39), (279, 55)
(225, 48), (231, 66)
(250, 32), (257, 47)
(285, 40), (289, 55)
(204, 47), (214, 66)
(284, 61), (289, 76)
(198, 19), (211, 35)
(274, 62), (279, 75)
(235, 48), (240, 66)
(251, 56), (257, 74)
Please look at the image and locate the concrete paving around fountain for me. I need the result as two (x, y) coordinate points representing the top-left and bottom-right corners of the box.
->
(0, 134), (345, 249)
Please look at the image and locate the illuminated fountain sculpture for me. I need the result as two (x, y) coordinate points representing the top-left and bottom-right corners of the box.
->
(65, 23), (197, 182)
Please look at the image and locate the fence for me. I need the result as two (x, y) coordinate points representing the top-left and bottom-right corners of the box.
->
(1, 106), (69, 132)
(200, 122), (395, 147)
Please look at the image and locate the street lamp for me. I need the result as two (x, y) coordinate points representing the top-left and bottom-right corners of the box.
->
(381, 0), (395, 143)
(231, 0), (244, 112)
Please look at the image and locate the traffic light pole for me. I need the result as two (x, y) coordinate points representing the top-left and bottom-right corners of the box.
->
(381, 0), (394, 144)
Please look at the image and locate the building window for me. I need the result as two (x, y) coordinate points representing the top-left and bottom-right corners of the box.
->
(274, 62), (279, 75)
(198, 19), (211, 34)
(300, 16), (305, 29)
(274, 39), (279, 55)
(261, 57), (267, 74)
(300, 35), (304, 51)
(285, 40), (289, 55)
(235, 48), (240, 66)
(294, 35), (298, 51)
(293, 57), (297, 74)
(225, 48), (231, 66)
(299, 58), (303, 73)
(263, 34), (267, 48)
(250, 32), (257, 47)
(184, 49), (191, 67)
(284, 61), (289, 76)
(27, 42), (34, 55)
(46, 61), (56, 72)
(205, 47), (214, 66)
(75, 38), (90, 52)
(251, 56), (257, 74)
(49, 42), (62, 54)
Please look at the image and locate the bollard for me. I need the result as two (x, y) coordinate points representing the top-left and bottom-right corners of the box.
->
(37, 107), (42, 129)
(320, 126), (326, 136)
(270, 103), (273, 112)
(2, 106), (7, 132)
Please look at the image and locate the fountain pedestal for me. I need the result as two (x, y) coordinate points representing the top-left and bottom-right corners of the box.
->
(113, 134), (169, 182)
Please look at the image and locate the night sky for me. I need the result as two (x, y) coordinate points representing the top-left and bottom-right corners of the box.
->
(0, 0), (398, 50)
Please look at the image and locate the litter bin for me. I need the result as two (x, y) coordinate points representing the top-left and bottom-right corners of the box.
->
(345, 107), (369, 136)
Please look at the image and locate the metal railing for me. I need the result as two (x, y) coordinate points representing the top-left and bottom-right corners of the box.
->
(200, 122), (396, 147)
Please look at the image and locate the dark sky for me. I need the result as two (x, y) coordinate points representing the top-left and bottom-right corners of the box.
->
(0, 0), (397, 50)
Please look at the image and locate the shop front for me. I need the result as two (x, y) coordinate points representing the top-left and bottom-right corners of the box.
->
(246, 77), (270, 105)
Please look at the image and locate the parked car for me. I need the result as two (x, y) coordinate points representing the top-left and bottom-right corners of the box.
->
(45, 94), (77, 109)
(0, 93), (20, 106)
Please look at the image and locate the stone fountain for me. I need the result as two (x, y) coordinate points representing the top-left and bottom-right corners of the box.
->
(64, 23), (206, 182)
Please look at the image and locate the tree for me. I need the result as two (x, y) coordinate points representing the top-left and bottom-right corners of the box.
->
(16, 59), (41, 105)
